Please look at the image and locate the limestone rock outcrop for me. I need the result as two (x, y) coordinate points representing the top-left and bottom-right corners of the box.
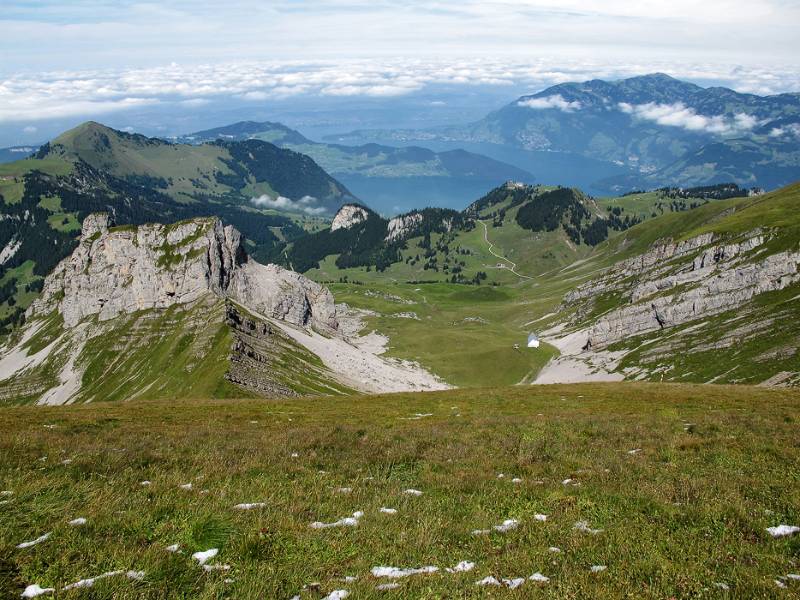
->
(29, 214), (337, 332)
(564, 229), (800, 349)
(330, 204), (369, 231)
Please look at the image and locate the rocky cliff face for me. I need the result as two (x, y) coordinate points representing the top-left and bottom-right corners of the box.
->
(563, 229), (800, 350)
(385, 213), (423, 242)
(29, 213), (337, 332)
(330, 204), (370, 231)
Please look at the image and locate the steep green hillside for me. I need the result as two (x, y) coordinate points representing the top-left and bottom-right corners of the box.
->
(535, 182), (800, 386)
(1, 384), (798, 597)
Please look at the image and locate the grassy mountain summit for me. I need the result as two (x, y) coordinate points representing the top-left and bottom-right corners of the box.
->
(44, 121), (355, 209)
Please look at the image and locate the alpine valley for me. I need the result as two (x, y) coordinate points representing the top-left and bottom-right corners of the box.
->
(2, 8), (800, 593)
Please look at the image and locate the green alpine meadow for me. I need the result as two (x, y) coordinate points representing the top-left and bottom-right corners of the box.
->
(1, 1), (800, 598)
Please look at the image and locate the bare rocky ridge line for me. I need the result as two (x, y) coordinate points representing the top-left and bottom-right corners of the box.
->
(29, 213), (338, 332)
(536, 228), (800, 385)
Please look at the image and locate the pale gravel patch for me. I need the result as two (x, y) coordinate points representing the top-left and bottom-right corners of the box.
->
(273, 314), (449, 394)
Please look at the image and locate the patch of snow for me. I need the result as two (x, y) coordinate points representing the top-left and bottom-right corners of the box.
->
(548, 547), (561, 553)
(17, 532), (51, 549)
(1, 490), (12, 496)
(192, 549), (219, 565)
(504, 578), (525, 589)
(310, 511), (363, 529)
(166, 544), (180, 553)
(322, 591), (349, 600)
(627, 448), (642, 455)
(140, 481), (151, 486)
(68, 518), (87, 526)
(179, 483), (193, 490)
(767, 524), (800, 537)
(534, 514), (547, 522)
(376, 583), (401, 590)
(529, 572), (550, 582)
(335, 487), (352, 494)
(371, 566), (438, 578)
(21, 585), (54, 598)
(591, 565), (607, 573)
(475, 576), (501, 586)
(403, 489), (423, 496)
(574, 521), (603, 535)
(494, 519), (520, 532)
(713, 582), (730, 590)
(562, 478), (575, 485)
(775, 579), (787, 589)
(512, 478), (523, 484)
(379, 507), (397, 514)
(203, 564), (230, 572)
(446, 561), (475, 573)
(291, 452), (299, 458)
(233, 502), (267, 510)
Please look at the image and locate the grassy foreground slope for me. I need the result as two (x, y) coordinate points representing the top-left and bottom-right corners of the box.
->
(1, 383), (798, 598)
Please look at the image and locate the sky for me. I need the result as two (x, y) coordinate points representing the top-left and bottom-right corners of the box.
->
(1, 0), (799, 144)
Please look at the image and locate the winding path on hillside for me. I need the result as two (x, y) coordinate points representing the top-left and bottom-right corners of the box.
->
(476, 220), (534, 280)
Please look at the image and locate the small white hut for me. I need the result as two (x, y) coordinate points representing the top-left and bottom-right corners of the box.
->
(527, 333), (540, 348)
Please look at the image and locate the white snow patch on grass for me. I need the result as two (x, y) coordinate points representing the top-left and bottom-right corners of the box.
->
(371, 566), (438, 578)
(21, 585), (54, 598)
(335, 487), (352, 494)
(529, 572), (550, 582)
(403, 489), (423, 496)
(140, 481), (151, 486)
(233, 502), (267, 510)
(591, 565), (607, 573)
(446, 561), (475, 573)
(494, 519), (520, 532)
(0, 490), (12, 496)
(17, 533), (51, 549)
(68, 518), (87, 526)
(574, 520), (604, 534)
(548, 547), (561, 553)
(534, 514), (547, 521)
(627, 448), (642, 454)
(310, 511), (364, 529)
(475, 576), (501, 586)
(512, 478), (523, 484)
(203, 564), (231, 572)
(192, 548), (218, 565)
(504, 577), (526, 589)
(166, 544), (180, 553)
(179, 483), (193, 490)
(766, 524), (800, 537)
(322, 591), (349, 599)
(376, 583), (401, 590)
(379, 507), (397, 514)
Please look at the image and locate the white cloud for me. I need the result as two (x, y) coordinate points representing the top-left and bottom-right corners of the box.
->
(618, 101), (763, 135)
(250, 193), (326, 214)
(22, 125), (37, 133)
(0, 58), (797, 125)
(769, 123), (800, 138)
(518, 94), (582, 112)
